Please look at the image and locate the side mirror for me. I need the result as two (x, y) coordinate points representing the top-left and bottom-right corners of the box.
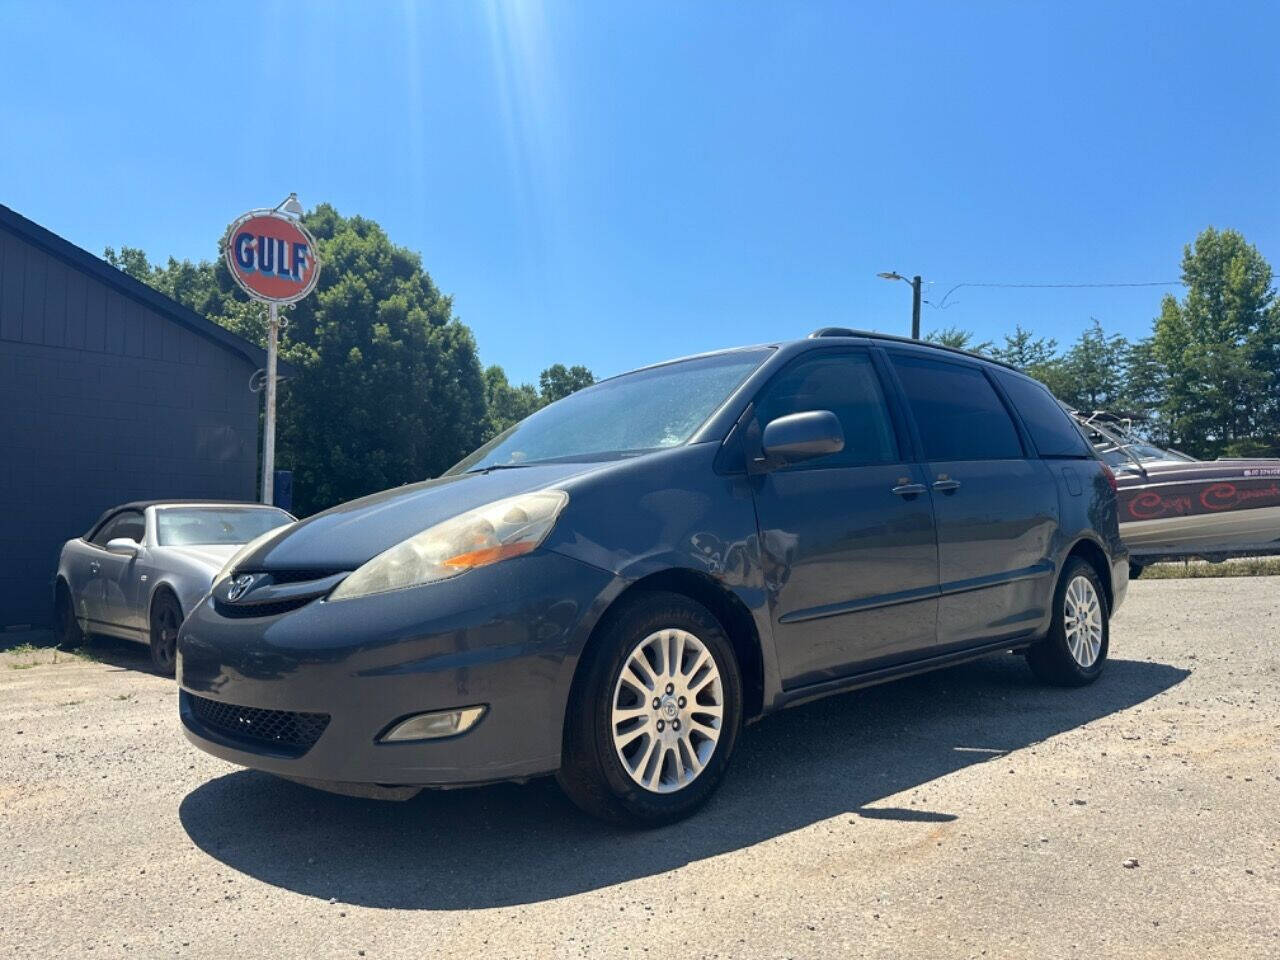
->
(105, 538), (140, 557)
(759, 410), (844, 469)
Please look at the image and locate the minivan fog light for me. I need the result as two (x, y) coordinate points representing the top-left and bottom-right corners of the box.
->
(378, 706), (487, 743)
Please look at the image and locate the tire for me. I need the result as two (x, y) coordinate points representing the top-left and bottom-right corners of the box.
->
(1128, 561), (1144, 580)
(55, 583), (85, 649)
(557, 591), (743, 827)
(1026, 557), (1109, 686)
(148, 590), (183, 677)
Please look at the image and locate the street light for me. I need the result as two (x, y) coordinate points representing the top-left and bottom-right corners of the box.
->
(878, 271), (922, 340)
(274, 192), (304, 218)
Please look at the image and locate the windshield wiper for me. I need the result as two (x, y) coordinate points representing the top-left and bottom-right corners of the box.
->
(465, 463), (532, 474)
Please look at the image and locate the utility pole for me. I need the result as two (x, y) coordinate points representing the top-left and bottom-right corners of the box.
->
(877, 271), (924, 339)
(910, 274), (921, 340)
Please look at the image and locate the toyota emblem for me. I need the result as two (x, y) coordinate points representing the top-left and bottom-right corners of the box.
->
(227, 574), (256, 602)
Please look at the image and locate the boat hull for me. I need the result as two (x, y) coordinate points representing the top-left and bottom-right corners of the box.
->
(1117, 462), (1280, 552)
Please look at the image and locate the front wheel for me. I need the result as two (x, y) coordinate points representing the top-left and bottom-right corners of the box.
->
(557, 592), (743, 827)
(149, 591), (183, 677)
(1027, 557), (1109, 686)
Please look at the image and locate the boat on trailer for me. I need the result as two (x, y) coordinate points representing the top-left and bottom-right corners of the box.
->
(1073, 411), (1280, 572)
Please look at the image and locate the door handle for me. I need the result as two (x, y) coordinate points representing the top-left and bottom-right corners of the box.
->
(891, 482), (927, 497)
(932, 477), (962, 493)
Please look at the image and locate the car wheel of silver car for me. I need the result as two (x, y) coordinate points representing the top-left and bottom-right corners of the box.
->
(1027, 556), (1109, 686)
(558, 591), (742, 827)
(149, 591), (183, 678)
(55, 582), (85, 649)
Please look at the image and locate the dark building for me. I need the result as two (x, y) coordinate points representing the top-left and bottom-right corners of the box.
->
(0, 203), (279, 627)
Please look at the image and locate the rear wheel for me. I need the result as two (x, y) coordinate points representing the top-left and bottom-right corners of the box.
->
(55, 583), (85, 649)
(1027, 557), (1109, 686)
(557, 592), (742, 827)
(149, 591), (183, 677)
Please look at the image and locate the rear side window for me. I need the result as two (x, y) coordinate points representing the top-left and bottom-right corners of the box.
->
(996, 372), (1093, 458)
(889, 354), (1023, 461)
(754, 351), (899, 467)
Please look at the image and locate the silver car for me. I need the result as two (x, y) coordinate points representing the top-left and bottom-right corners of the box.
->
(55, 501), (295, 674)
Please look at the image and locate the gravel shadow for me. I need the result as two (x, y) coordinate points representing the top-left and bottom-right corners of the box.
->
(179, 654), (1187, 909)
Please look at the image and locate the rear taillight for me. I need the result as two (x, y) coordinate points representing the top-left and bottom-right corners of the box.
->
(1101, 463), (1118, 493)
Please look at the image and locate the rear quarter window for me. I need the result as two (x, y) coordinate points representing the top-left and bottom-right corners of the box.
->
(996, 372), (1093, 458)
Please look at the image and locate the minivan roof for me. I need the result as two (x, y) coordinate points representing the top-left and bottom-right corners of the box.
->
(805, 327), (1022, 372)
(591, 327), (1025, 391)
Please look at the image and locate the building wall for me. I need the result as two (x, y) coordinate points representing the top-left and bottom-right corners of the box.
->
(0, 227), (260, 627)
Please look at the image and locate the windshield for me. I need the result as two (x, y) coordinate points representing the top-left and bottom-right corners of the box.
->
(1100, 443), (1196, 468)
(156, 507), (294, 546)
(447, 348), (772, 474)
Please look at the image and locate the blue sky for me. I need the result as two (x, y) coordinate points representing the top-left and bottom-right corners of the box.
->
(3, 1), (1277, 384)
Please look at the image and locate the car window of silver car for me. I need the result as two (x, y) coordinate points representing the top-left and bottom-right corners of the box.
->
(155, 507), (294, 546)
(90, 510), (145, 547)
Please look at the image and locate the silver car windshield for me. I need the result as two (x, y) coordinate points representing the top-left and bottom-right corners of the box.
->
(447, 348), (772, 474)
(156, 508), (293, 546)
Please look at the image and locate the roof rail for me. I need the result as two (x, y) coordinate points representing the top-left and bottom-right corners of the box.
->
(805, 326), (1020, 371)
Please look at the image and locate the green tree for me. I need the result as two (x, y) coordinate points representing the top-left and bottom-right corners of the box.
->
(273, 204), (489, 513)
(923, 326), (993, 354)
(539, 363), (596, 403)
(989, 324), (1058, 369)
(1150, 227), (1279, 457)
(103, 245), (154, 281)
(106, 211), (597, 510)
(1118, 336), (1168, 440)
(1048, 318), (1132, 413)
(481, 362), (596, 439)
(483, 364), (542, 437)
(110, 206), (489, 514)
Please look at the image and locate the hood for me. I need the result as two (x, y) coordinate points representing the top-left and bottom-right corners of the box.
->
(242, 461), (609, 572)
(161, 543), (241, 570)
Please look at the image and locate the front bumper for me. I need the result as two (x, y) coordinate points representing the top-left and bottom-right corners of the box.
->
(178, 550), (615, 787)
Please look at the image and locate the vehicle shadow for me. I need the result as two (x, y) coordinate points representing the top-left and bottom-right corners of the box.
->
(179, 654), (1187, 910)
(1, 629), (155, 673)
(78, 635), (155, 671)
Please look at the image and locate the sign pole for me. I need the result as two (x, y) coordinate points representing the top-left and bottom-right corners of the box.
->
(261, 301), (279, 505)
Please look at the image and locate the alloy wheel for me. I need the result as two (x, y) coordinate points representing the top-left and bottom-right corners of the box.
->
(611, 628), (724, 794)
(153, 602), (180, 671)
(1063, 575), (1103, 668)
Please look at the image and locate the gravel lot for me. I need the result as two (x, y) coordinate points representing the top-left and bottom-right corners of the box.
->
(2, 577), (1277, 959)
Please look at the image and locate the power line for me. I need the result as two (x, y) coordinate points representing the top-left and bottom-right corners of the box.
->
(932, 280), (1184, 309)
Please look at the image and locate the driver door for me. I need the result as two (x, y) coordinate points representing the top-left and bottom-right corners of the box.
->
(748, 349), (940, 688)
(94, 510), (147, 633)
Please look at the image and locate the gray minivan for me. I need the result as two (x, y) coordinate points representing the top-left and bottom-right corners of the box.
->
(178, 329), (1128, 826)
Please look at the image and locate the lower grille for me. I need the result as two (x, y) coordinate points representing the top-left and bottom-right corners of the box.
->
(186, 692), (330, 754)
(212, 596), (314, 618)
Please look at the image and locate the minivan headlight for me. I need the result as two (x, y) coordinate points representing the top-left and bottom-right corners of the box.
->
(328, 490), (569, 602)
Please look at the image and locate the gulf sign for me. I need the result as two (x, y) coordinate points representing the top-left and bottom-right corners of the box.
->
(224, 210), (321, 303)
